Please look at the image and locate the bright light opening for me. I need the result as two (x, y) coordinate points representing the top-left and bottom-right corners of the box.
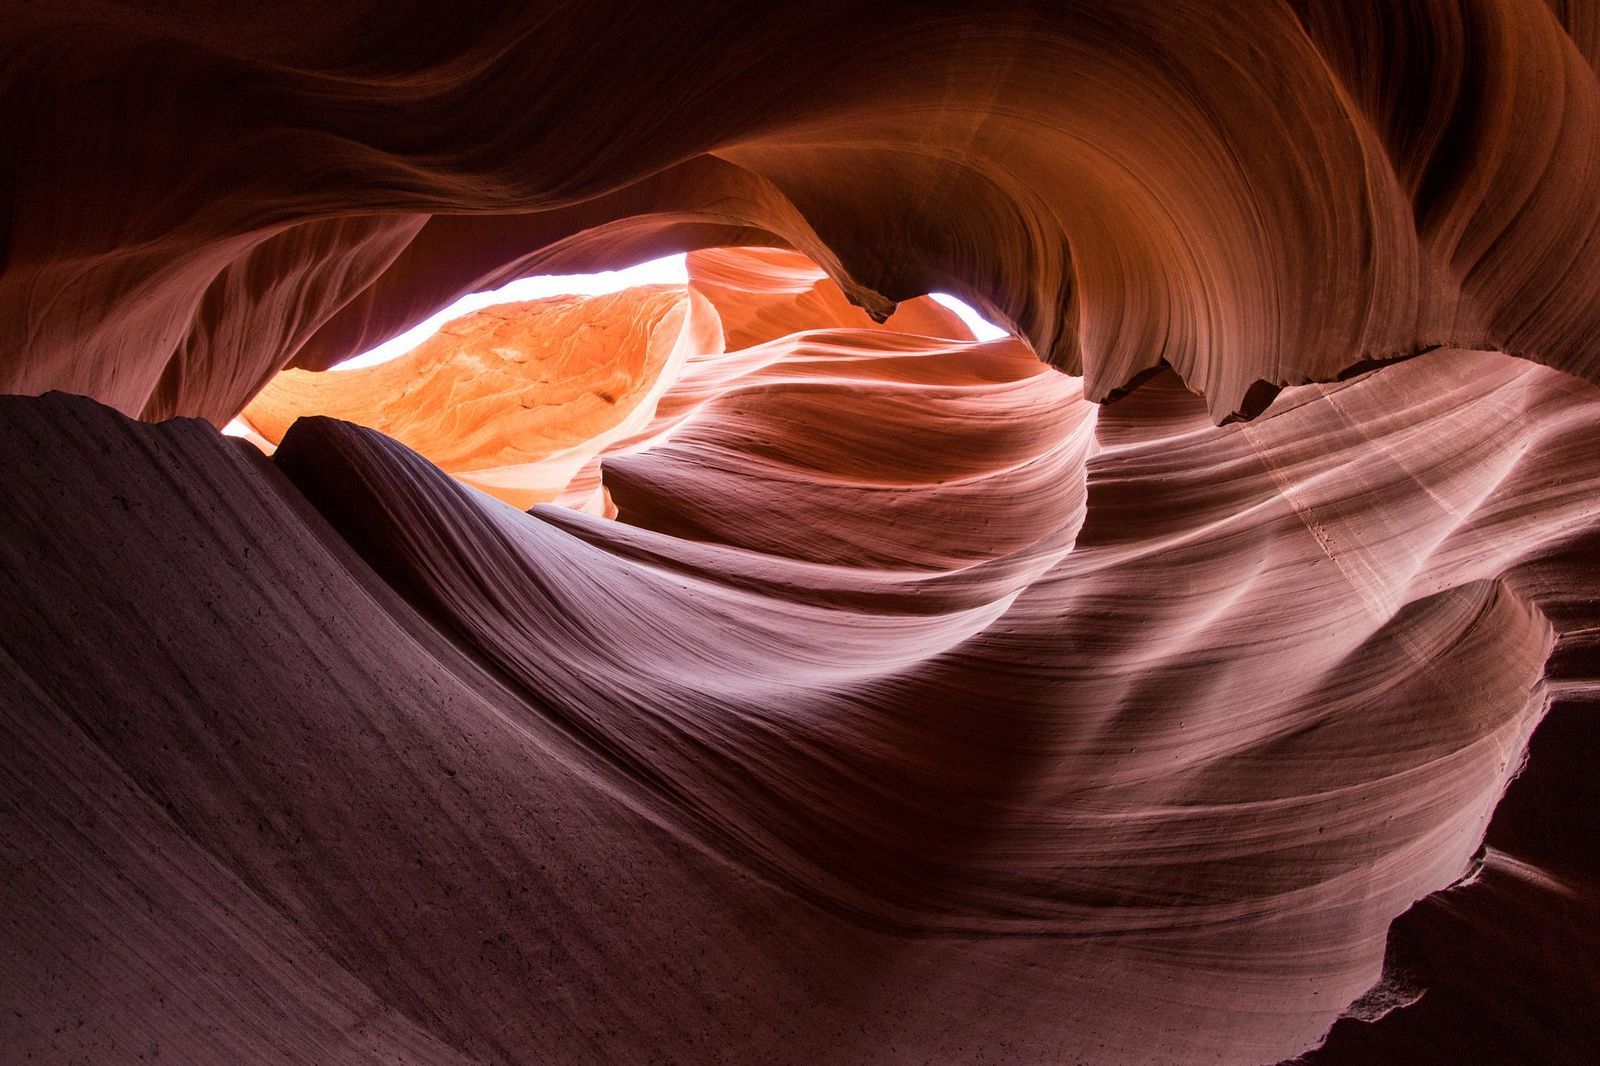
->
(334, 254), (694, 372)
(228, 253), (1013, 416)
(929, 294), (1009, 341)
(332, 255), (1009, 373)
(222, 256), (1008, 441)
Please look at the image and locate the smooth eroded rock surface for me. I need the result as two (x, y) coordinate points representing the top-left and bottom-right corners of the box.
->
(4, 5), (1600, 1063)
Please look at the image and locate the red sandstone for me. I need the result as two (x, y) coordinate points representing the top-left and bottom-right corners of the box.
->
(2, 5), (1598, 1064)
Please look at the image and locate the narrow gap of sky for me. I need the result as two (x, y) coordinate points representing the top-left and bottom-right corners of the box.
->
(335, 253), (1007, 371)
(225, 254), (1006, 436)
(339, 251), (1004, 368)
(334, 255), (690, 371)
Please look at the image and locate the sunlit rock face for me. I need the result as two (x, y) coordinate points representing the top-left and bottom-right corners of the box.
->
(236, 250), (973, 512)
(241, 286), (722, 510)
(686, 246), (976, 349)
(3, 4), (1599, 1065)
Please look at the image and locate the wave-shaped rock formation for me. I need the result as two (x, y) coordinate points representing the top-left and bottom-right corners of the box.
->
(2, 3), (1598, 1063)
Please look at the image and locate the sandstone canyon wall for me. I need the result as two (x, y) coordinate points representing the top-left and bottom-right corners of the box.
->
(2, 3), (1598, 1064)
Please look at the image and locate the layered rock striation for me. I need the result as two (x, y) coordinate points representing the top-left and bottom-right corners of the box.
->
(3, 3), (1600, 1063)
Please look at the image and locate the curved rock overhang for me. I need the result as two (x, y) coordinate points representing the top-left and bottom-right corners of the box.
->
(2, 3), (1598, 1064)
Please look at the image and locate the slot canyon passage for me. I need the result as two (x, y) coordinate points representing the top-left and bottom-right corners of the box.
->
(3, 3), (1600, 1064)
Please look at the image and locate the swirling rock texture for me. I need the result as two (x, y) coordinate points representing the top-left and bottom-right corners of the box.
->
(2, 2), (1599, 1064)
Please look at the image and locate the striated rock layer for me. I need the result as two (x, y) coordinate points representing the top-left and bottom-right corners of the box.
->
(4, 259), (1599, 1061)
(7, 1), (1600, 421)
(3, 3), (1600, 1064)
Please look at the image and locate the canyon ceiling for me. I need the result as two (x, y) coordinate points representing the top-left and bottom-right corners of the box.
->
(1, 2), (1597, 1063)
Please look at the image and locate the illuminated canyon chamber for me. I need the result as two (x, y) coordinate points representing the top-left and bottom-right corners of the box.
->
(2, 3), (1597, 1064)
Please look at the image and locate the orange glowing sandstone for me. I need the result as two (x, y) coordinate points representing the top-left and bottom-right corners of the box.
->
(241, 286), (722, 510)
(240, 250), (972, 510)
(5, 3), (1600, 1059)
(686, 247), (974, 349)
